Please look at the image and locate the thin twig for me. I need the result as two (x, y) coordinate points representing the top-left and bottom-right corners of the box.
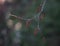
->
(37, 0), (47, 30)
(9, 0), (47, 21)
(37, 0), (47, 16)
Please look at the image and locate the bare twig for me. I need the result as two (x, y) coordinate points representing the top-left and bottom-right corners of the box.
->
(37, 0), (47, 30)
(37, 0), (47, 16)
(9, 0), (47, 21)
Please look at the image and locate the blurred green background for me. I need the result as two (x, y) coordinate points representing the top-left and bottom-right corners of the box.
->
(0, 0), (60, 46)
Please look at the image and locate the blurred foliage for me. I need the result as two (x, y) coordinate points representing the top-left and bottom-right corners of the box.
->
(6, 0), (60, 46)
